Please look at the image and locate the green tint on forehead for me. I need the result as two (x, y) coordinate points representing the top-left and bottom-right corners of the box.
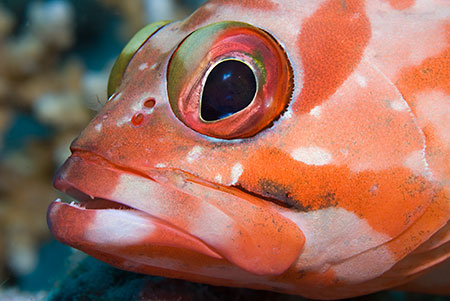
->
(107, 20), (171, 98)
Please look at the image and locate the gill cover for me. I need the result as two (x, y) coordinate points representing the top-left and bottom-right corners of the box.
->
(167, 21), (293, 139)
(107, 20), (171, 98)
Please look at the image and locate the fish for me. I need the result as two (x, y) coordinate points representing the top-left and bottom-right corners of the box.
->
(47, 0), (450, 299)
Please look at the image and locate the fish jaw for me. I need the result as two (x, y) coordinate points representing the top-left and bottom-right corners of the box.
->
(47, 200), (223, 259)
(47, 151), (305, 277)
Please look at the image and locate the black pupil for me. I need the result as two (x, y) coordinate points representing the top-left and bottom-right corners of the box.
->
(201, 60), (257, 121)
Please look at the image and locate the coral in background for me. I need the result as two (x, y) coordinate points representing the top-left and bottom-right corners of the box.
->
(1, 1), (77, 108)
(99, 0), (192, 38)
(0, 1), (86, 283)
(0, 288), (46, 301)
(0, 108), (11, 151)
(99, 0), (148, 38)
(0, 141), (58, 277)
(0, 0), (112, 287)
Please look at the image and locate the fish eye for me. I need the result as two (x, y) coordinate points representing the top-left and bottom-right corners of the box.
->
(200, 60), (257, 122)
(167, 21), (293, 139)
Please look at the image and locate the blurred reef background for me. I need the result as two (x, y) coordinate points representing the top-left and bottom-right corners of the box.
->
(0, 0), (449, 300)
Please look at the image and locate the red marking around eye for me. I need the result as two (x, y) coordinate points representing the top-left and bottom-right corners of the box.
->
(212, 0), (277, 10)
(295, 0), (370, 113)
(387, 0), (415, 10)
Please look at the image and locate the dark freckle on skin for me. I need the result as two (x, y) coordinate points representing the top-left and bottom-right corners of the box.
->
(403, 175), (429, 197)
(257, 179), (312, 211)
(317, 191), (337, 208)
(256, 179), (339, 211)
(297, 270), (306, 279)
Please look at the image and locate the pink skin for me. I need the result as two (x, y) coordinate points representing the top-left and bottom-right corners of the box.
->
(48, 0), (450, 299)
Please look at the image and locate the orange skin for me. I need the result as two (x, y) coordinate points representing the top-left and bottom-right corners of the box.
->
(47, 0), (450, 299)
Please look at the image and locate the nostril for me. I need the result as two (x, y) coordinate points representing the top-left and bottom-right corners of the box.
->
(131, 113), (145, 126)
(144, 98), (156, 108)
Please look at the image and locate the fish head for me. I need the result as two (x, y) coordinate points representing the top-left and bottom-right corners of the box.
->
(47, 0), (438, 298)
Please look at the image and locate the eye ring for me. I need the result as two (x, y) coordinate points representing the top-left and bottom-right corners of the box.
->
(167, 21), (293, 139)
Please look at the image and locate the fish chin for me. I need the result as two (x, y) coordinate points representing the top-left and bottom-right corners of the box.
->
(47, 196), (224, 257)
(47, 151), (305, 279)
(47, 199), (243, 286)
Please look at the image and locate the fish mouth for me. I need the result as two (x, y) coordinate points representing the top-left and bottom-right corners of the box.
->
(60, 195), (135, 211)
(47, 151), (305, 277)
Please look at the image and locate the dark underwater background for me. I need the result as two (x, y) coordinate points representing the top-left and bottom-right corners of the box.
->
(0, 0), (448, 300)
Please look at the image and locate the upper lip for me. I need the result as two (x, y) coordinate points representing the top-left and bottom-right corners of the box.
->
(67, 147), (296, 210)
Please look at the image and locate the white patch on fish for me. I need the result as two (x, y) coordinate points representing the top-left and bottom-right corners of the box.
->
(94, 123), (102, 132)
(84, 209), (156, 245)
(188, 202), (233, 248)
(282, 207), (393, 281)
(389, 99), (409, 111)
(355, 73), (367, 87)
(186, 146), (203, 163)
(309, 105), (322, 118)
(404, 149), (433, 180)
(215, 174), (223, 184)
(230, 163), (243, 185)
(291, 146), (332, 166)
(416, 90), (450, 145)
(138, 63), (149, 71)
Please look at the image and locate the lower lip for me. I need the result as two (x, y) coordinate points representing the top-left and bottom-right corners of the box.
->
(47, 199), (224, 259)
